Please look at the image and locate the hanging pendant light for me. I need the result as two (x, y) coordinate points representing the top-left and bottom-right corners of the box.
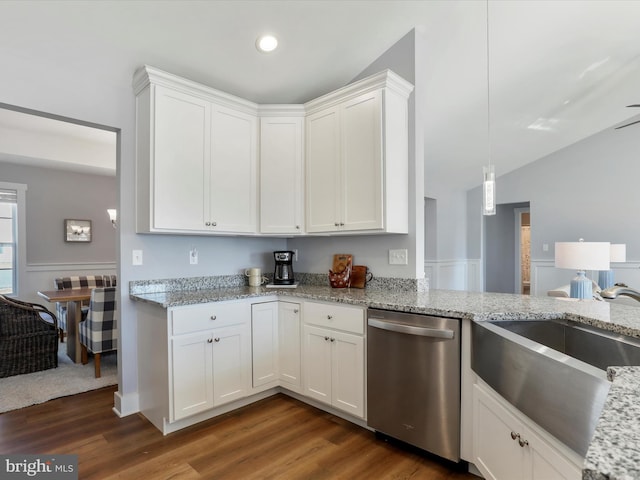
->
(482, 0), (496, 216)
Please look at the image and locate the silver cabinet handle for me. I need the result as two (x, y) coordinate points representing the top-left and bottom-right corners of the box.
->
(205, 222), (211, 226)
(212, 222), (217, 226)
(295, 225), (300, 230)
(339, 222), (344, 226)
(210, 315), (217, 321)
(293, 309), (299, 314)
(511, 432), (518, 440)
(327, 315), (333, 320)
(330, 337), (335, 342)
(518, 437), (529, 448)
(214, 337), (220, 342)
(368, 317), (454, 339)
(324, 336), (329, 341)
(207, 338), (213, 343)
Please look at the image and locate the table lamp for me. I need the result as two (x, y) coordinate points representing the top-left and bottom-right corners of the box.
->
(598, 244), (626, 289)
(555, 240), (610, 299)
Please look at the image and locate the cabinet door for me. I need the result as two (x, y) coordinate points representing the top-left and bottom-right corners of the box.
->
(171, 331), (214, 421)
(528, 429), (581, 480)
(251, 302), (279, 388)
(260, 117), (304, 234)
(279, 301), (301, 392)
(305, 107), (341, 233)
(303, 325), (333, 404)
(341, 90), (383, 231)
(210, 105), (258, 233)
(153, 85), (210, 231)
(331, 330), (364, 418)
(474, 384), (525, 480)
(212, 324), (250, 406)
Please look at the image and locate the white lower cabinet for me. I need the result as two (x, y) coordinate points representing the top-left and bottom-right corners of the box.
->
(170, 302), (251, 423)
(302, 301), (365, 418)
(251, 300), (302, 393)
(473, 382), (582, 480)
(278, 301), (302, 392)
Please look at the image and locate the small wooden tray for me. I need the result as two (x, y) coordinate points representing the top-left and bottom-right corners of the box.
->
(332, 254), (353, 273)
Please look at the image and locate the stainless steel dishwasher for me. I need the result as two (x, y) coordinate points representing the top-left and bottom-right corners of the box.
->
(367, 308), (461, 462)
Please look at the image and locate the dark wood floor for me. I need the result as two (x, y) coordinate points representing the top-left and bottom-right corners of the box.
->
(0, 386), (477, 479)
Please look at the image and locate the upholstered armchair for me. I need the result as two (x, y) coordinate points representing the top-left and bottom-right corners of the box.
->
(79, 287), (117, 378)
(0, 294), (58, 378)
(53, 275), (115, 342)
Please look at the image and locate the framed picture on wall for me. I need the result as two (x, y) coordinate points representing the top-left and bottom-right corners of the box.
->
(65, 219), (92, 243)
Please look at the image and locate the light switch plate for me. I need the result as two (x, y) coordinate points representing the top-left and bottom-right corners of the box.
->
(389, 249), (408, 265)
(132, 249), (143, 266)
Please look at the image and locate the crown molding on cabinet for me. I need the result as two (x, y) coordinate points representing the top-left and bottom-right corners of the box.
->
(304, 69), (414, 115)
(133, 65), (260, 116)
(133, 65), (414, 118)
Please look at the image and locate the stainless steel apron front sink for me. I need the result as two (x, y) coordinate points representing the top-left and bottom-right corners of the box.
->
(471, 318), (640, 457)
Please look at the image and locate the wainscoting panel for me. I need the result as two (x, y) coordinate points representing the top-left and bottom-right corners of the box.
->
(424, 259), (480, 292)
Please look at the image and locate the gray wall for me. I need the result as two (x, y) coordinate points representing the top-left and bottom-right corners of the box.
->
(468, 113), (640, 290)
(1, 161), (116, 264)
(484, 202), (528, 293)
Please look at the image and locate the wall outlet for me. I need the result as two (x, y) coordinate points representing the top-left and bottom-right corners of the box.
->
(132, 249), (143, 266)
(389, 249), (408, 265)
(190, 248), (198, 265)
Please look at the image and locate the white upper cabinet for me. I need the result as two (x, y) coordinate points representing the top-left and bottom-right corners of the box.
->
(259, 110), (305, 234)
(210, 104), (258, 233)
(134, 66), (258, 235)
(305, 70), (413, 234)
(134, 66), (412, 237)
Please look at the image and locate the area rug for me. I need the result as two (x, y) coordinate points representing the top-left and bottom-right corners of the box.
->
(0, 343), (117, 413)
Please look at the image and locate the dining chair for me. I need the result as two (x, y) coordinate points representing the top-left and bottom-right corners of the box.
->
(78, 287), (117, 378)
(53, 275), (107, 342)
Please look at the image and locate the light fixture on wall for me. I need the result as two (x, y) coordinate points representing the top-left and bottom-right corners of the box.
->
(555, 239), (610, 299)
(598, 243), (626, 289)
(482, 0), (496, 216)
(107, 209), (117, 228)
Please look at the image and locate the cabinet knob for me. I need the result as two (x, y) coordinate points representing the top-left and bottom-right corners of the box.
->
(510, 432), (519, 441)
(205, 222), (211, 226)
(327, 315), (333, 320)
(334, 222), (339, 227)
(339, 222), (344, 226)
(210, 315), (217, 321)
(212, 222), (217, 227)
(207, 338), (213, 343)
(295, 225), (300, 230)
(330, 337), (335, 342)
(518, 438), (529, 448)
(214, 337), (220, 342)
(324, 336), (330, 341)
(293, 309), (299, 314)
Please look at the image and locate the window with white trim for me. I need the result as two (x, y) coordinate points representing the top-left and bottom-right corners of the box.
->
(0, 189), (18, 295)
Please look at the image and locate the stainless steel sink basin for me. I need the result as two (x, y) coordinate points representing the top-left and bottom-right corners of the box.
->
(471, 318), (640, 457)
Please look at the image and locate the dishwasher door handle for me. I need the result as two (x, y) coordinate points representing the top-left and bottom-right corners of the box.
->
(368, 317), (455, 339)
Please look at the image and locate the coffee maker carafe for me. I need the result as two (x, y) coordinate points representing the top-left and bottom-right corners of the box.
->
(273, 251), (295, 285)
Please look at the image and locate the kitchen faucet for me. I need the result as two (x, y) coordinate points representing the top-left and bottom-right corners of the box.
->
(600, 283), (640, 303)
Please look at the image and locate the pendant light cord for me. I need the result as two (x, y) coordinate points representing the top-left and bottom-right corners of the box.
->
(486, 0), (491, 168)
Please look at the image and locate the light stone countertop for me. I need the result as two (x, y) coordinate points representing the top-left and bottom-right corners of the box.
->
(129, 283), (640, 479)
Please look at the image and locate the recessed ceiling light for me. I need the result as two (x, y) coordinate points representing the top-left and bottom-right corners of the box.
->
(256, 34), (278, 53)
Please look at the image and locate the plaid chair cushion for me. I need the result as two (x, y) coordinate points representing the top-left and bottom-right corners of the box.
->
(53, 275), (116, 333)
(79, 287), (117, 354)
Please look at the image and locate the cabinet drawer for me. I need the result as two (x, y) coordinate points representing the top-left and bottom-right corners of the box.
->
(303, 301), (364, 335)
(171, 301), (249, 335)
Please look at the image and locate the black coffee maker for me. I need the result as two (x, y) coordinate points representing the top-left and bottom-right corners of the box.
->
(273, 251), (295, 285)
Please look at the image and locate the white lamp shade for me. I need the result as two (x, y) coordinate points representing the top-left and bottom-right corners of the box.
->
(555, 241), (610, 271)
(610, 244), (626, 263)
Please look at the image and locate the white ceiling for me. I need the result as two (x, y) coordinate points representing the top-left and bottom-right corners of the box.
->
(1, 0), (639, 189)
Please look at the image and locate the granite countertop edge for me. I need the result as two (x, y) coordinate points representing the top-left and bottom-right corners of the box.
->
(129, 285), (640, 479)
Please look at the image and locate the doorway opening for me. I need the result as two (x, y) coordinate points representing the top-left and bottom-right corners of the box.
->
(515, 208), (531, 295)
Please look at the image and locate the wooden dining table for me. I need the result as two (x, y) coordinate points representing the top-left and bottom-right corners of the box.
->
(37, 288), (93, 363)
